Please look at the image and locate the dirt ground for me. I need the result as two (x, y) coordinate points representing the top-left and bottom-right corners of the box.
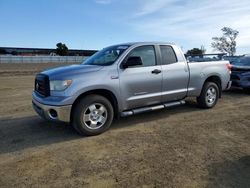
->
(0, 63), (250, 188)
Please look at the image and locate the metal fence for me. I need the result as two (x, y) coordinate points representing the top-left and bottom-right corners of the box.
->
(0, 55), (89, 63)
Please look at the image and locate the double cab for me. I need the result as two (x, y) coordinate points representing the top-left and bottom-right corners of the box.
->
(32, 42), (231, 135)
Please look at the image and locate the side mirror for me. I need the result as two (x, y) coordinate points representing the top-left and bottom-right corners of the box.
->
(122, 56), (143, 69)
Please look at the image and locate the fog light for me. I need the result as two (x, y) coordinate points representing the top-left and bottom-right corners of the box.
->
(49, 109), (58, 119)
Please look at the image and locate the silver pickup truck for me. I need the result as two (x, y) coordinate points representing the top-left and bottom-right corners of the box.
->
(32, 42), (231, 135)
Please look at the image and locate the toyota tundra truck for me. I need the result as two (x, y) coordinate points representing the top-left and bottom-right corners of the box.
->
(32, 42), (232, 136)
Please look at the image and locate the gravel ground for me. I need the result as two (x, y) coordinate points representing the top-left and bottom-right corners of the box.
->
(0, 63), (249, 188)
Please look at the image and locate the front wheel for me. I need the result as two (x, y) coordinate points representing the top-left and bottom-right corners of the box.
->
(72, 95), (114, 136)
(197, 82), (219, 108)
(243, 88), (250, 94)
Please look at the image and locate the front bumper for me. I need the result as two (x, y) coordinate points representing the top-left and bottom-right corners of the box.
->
(32, 98), (72, 123)
(231, 72), (250, 89)
(231, 80), (250, 89)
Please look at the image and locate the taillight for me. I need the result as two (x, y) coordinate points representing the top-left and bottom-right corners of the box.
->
(226, 63), (232, 72)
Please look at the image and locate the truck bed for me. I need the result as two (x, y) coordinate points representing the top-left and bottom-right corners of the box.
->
(187, 60), (230, 96)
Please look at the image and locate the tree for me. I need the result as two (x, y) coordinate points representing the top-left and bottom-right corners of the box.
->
(186, 46), (206, 56)
(200, 45), (206, 54)
(56, 42), (69, 56)
(211, 27), (239, 56)
(11, 51), (18, 55)
(0, 48), (7, 54)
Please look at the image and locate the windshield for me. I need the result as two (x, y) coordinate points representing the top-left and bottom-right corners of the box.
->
(83, 45), (130, 66)
(232, 57), (250, 66)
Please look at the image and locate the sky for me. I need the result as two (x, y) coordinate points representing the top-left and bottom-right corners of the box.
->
(0, 0), (250, 54)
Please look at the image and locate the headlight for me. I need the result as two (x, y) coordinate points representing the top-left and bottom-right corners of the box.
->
(50, 80), (72, 91)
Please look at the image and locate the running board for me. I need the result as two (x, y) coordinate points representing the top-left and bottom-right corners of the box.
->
(121, 100), (185, 117)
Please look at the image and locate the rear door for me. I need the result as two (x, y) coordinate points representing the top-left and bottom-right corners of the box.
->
(119, 45), (162, 110)
(159, 45), (189, 102)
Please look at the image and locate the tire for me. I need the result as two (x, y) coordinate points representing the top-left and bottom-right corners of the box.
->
(72, 95), (114, 136)
(197, 82), (219, 108)
(243, 88), (250, 94)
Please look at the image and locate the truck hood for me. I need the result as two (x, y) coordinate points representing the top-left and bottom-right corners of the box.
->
(232, 65), (250, 72)
(42, 64), (103, 78)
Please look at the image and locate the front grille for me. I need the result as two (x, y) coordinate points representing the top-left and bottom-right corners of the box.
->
(231, 74), (240, 81)
(35, 74), (50, 97)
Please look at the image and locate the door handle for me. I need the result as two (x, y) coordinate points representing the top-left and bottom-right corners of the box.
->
(151, 69), (161, 74)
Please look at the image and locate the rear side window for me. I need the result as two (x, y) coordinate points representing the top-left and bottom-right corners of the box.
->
(160, 45), (177, 65)
(128, 45), (156, 67)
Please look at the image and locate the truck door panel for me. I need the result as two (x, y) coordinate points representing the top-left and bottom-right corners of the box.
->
(160, 45), (189, 102)
(119, 45), (162, 110)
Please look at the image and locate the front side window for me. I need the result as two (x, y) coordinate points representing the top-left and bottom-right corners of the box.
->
(160, 45), (177, 65)
(127, 45), (156, 67)
(84, 45), (130, 66)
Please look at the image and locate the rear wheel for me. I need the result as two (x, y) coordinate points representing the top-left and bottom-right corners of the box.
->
(72, 95), (114, 136)
(243, 88), (250, 94)
(197, 82), (219, 108)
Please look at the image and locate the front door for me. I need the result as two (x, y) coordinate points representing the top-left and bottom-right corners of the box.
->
(119, 45), (162, 110)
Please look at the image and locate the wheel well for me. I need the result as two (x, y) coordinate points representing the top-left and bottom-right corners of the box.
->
(70, 89), (119, 121)
(204, 76), (222, 97)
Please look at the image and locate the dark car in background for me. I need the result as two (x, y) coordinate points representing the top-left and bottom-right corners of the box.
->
(230, 56), (250, 92)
